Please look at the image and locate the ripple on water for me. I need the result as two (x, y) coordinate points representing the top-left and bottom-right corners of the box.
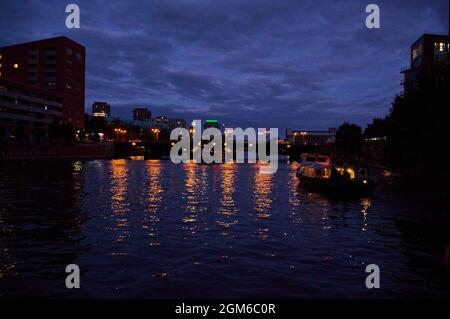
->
(0, 160), (447, 298)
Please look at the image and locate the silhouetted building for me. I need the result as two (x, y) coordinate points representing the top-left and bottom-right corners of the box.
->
(92, 101), (110, 118)
(0, 79), (63, 142)
(204, 119), (221, 131)
(133, 107), (151, 122)
(153, 116), (169, 130)
(0, 36), (86, 128)
(401, 34), (449, 95)
(286, 128), (336, 145)
(169, 118), (186, 129)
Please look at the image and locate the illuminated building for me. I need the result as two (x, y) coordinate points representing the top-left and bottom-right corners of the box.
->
(92, 101), (111, 118)
(153, 116), (169, 129)
(0, 36), (86, 128)
(169, 118), (186, 130)
(401, 34), (449, 95)
(204, 119), (222, 131)
(285, 128), (336, 145)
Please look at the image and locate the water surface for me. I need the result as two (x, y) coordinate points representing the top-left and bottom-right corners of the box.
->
(0, 160), (447, 298)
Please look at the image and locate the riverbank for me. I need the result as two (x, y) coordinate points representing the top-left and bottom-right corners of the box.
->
(0, 143), (114, 160)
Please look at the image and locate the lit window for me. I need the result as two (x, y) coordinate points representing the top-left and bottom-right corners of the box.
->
(439, 43), (445, 52)
(0, 63), (2, 68)
(13, 63), (19, 69)
(0, 54), (2, 59)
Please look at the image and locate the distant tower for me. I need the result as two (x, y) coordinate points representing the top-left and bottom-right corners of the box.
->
(133, 107), (151, 121)
(92, 101), (111, 117)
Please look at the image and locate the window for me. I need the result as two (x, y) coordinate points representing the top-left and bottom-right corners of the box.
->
(13, 63), (19, 69)
(76, 52), (82, 60)
(66, 47), (73, 56)
(28, 57), (39, 65)
(45, 49), (56, 57)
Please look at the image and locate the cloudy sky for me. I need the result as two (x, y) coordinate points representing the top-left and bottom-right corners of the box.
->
(0, 0), (448, 131)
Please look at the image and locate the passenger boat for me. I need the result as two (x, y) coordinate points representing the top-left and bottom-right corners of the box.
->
(296, 154), (374, 196)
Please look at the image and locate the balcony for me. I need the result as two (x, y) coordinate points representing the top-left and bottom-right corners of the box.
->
(0, 90), (62, 108)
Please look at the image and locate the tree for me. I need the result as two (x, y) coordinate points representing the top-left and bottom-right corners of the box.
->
(336, 123), (363, 156)
(364, 117), (389, 139)
(61, 123), (75, 143)
(361, 61), (448, 202)
(49, 120), (75, 143)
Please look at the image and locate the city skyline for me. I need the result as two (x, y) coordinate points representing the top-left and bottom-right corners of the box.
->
(0, 0), (448, 132)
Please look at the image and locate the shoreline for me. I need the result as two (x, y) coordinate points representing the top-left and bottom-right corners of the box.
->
(0, 143), (114, 160)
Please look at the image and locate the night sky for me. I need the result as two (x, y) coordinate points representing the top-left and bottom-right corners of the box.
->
(1, 0), (448, 132)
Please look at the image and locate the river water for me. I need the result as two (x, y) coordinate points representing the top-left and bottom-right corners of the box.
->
(0, 159), (447, 298)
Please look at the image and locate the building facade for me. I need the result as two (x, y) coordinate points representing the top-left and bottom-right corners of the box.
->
(0, 36), (86, 128)
(203, 119), (222, 131)
(133, 107), (151, 122)
(169, 118), (186, 130)
(401, 34), (449, 95)
(152, 116), (170, 130)
(0, 79), (63, 142)
(92, 101), (111, 118)
(286, 128), (336, 145)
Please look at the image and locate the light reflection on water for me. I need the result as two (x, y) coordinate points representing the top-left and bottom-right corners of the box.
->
(0, 160), (447, 298)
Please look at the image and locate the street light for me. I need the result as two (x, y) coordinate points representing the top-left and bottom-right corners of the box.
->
(114, 128), (127, 141)
(151, 128), (160, 140)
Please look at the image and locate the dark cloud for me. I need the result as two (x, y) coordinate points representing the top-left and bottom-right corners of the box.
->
(0, 0), (448, 132)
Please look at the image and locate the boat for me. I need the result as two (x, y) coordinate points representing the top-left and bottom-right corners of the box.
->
(296, 154), (375, 196)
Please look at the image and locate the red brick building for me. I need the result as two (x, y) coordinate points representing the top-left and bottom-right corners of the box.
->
(0, 36), (85, 128)
(0, 78), (64, 142)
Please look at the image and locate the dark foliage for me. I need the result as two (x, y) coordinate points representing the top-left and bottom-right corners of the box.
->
(336, 122), (363, 156)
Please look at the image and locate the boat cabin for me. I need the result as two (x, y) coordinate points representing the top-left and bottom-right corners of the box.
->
(300, 154), (331, 166)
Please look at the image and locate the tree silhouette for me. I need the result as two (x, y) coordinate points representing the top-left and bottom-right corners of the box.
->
(336, 123), (363, 156)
